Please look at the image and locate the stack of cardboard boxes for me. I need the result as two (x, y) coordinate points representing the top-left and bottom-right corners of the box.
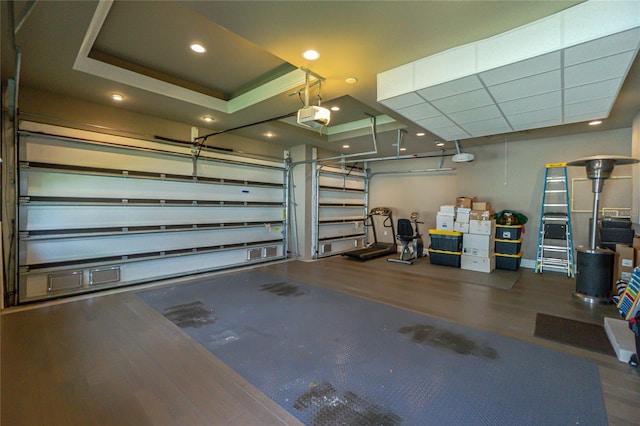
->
(431, 197), (496, 273)
(614, 238), (640, 288)
(460, 198), (496, 273)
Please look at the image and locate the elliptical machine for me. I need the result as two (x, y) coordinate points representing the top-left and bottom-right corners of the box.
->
(388, 212), (424, 265)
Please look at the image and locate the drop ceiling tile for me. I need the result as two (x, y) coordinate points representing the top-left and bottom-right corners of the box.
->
(564, 28), (640, 66)
(488, 69), (560, 103)
(397, 102), (440, 121)
(427, 125), (471, 141)
(563, 111), (609, 124)
(564, 96), (616, 118)
(449, 104), (502, 124)
(461, 117), (512, 136)
(564, 78), (622, 105)
(415, 75), (483, 101)
(507, 106), (561, 126)
(479, 51), (560, 86)
(512, 118), (562, 131)
(564, 50), (637, 88)
(415, 115), (455, 130)
(378, 92), (425, 110)
(500, 91), (561, 116)
(431, 89), (494, 114)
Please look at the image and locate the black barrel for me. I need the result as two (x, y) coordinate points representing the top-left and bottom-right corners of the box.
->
(574, 248), (614, 304)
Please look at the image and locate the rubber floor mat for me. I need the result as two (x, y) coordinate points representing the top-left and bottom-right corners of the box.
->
(137, 270), (608, 425)
(534, 313), (616, 356)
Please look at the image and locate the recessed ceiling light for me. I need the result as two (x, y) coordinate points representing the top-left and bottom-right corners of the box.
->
(435, 141), (445, 147)
(330, 106), (340, 111)
(265, 132), (274, 138)
(303, 50), (320, 60)
(202, 115), (214, 122)
(400, 147), (407, 151)
(416, 132), (426, 137)
(111, 93), (123, 101)
(588, 120), (602, 126)
(190, 43), (206, 53)
(345, 77), (358, 85)
(342, 144), (350, 149)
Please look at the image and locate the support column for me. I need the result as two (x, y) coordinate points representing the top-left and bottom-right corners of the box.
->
(288, 144), (314, 260)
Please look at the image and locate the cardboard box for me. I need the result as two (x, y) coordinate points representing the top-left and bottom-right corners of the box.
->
(461, 254), (496, 273)
(615, 244), (635, 283)
(470, 210), (494, 220)
(453, 221), (469, 233)
(436, 213), (455, 230)
(439, 205), (457, 214)
(469, 219), (496, 236)
(472, 201), (491, 211)
(463, 233), (495, 258)
(456, 208), (471, 224)
(456, 197), (476, 209)
(463, 233), (494, 250)
(462, 245), (495, 257)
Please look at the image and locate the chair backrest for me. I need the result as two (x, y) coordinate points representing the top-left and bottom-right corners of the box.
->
(397, 219), (414, 238)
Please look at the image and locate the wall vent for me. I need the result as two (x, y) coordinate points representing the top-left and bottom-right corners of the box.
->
(48, 271), (83, 292)
(247, 248), (262, 260)
(264, 246), (278, 258)
(89, 266), (121, 286)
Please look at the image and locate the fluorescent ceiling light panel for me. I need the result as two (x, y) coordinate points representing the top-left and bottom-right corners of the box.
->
(377, 0), (640, 141)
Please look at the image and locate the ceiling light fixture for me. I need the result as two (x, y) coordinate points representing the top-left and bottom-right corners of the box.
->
(303, 50), (320, 60)
(588, 120), (602, 126)
(345, 77), (358, 85)
(330, 106), (340, 111)
(190, 43), (206, 53)
(416, 132), (426, 137)
(342, 144), (350, 149)
(265, 132), (274, 138)
(111, 93), (123, 101)
(202, 115), (214, 122)
(435, 140), (445, 147)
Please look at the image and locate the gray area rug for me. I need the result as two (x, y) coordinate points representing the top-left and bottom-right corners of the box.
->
(137, 270), (607, 425)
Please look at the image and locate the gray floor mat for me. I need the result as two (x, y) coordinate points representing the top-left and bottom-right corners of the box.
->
(137, 270), (608, 425)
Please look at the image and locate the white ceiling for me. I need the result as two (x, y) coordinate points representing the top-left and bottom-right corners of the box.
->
(379, 1), (640, 141)
(2, 0), (639, 158)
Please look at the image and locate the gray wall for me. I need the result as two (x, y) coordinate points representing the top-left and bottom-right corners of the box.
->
(369, 128), (633, 264)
